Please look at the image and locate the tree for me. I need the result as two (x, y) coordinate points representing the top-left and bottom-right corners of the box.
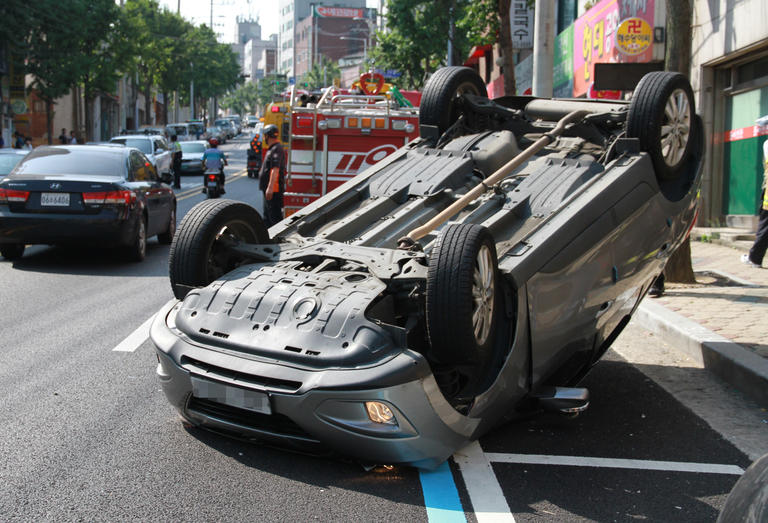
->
(663, 0), (696, 284)
(221, 82), (260, 116)
(302, 57), (341, 90)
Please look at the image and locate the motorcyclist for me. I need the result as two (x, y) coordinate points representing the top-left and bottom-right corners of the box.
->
(201, 138), (227, 194)
(247, 133), (262, 177)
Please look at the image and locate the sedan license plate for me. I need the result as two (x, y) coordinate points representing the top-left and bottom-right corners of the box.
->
(191, 377), (271, 414)
(41, 192), (70, 206)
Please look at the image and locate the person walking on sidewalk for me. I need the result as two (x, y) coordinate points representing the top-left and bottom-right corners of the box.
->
(742, 130), (768, 268)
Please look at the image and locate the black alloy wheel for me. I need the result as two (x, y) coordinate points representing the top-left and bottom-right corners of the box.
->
(0, 243), (25, 261)
(158, 205), (176, 245)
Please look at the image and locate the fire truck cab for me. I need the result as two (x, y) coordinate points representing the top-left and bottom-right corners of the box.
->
(273, 81), (420, 216)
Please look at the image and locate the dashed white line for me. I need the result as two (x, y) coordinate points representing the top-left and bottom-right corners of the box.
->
(484, 453), (745, 475)
(112, 314), (155, 352)
(453, 441), (515, 523)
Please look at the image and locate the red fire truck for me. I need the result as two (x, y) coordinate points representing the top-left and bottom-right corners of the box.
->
(276, 80), (420, 216)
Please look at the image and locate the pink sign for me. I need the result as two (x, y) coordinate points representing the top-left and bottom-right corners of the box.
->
(573, 0), (655, 97)
(316, 6), (364, 19)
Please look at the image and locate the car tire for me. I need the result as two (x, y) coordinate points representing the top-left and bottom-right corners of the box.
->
(0, 243), (25, 261)
(420, 66), (488, 137)
(169, 199), (270, 300)
(158, 205), (176, 245)
(627, 71), (695, 181)
(426, 223), (499, 365)
(128, 216), (147, 262)
(717, 452), (768, 523)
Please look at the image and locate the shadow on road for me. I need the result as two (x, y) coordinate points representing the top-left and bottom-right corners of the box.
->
(7, 241), (170, 277)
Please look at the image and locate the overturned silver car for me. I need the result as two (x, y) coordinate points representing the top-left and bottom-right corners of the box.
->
(151, 67), (703, 468)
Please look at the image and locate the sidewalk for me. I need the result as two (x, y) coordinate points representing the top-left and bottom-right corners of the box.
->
(632, 230), (768, 407)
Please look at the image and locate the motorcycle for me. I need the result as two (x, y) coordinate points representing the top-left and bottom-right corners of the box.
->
(246, 147), (262, 178)
(203, 169), (225, 198)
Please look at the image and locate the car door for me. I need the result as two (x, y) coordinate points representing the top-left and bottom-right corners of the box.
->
(154, 137), (171, 175)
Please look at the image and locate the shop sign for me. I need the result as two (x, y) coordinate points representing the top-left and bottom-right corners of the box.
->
(572, 0), (655, 98)
(510, 1), (534, 49)
(315, 6), (364, 19)
(615, 17), (652, 55)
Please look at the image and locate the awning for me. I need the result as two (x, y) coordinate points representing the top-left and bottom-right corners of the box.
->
(463, 44), (492, 66)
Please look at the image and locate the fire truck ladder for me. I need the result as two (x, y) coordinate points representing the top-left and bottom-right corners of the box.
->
(287, 85), (322, 193)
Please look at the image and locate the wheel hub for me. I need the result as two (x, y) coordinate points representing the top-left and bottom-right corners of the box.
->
(660, 88), (691, 167)
(472, 245), (495, 345)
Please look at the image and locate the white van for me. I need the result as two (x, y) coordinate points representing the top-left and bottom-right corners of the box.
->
(166, 123), (192, 142)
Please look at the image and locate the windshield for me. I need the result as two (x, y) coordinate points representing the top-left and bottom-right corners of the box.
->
(181, 143), (206, 154)
(167, 125), (188, 135)
(12, 148), (125, 177)
(215, 120), (231, 127)
(110, 138), (152, 154)
(188, 122), (204, 133)
(0, 154), (26, 175)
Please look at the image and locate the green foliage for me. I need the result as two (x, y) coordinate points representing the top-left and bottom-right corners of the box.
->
(370, 0), (498, 89)
(301, 57), (341, 90)
(220, 81), (260, 115)
(255, 75), (287, 108)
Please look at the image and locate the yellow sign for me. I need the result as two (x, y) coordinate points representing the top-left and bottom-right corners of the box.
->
(615, 17), (652, 56)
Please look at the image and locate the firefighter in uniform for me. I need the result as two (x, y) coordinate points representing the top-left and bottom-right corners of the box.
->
(170, 135), (182, 189)
(259, 124), (285, 227)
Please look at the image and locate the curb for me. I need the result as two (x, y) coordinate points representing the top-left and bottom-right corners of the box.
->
(633, 300), (768, 408)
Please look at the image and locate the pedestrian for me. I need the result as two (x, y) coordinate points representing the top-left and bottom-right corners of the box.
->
(258, 124), (285, 227)
(58, 128), (68, 144)
(69, 130), (77, 144)
(13, 131), (24, 149)
(741, 120), (768, 268)
(23, 137), (33, 150)
(170, 134), (182, 189)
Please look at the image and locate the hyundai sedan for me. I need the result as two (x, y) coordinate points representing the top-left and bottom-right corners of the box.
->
(0, 145), (176, 261)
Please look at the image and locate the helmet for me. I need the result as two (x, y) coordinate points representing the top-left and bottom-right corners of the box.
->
(209, 138), (219, 147)
(263, 124), (279, 138)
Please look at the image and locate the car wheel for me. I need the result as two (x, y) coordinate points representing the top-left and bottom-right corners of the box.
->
(158, 205), (176, 245)
(169, 199), (270, 300)
(0, 243), (25, 261)
(426, 223), (499, 365)
(128, 216), (147, 262)
(717, 452), (768, 523)
(627, 71), (695, 181)
(420, 66), (488, 137)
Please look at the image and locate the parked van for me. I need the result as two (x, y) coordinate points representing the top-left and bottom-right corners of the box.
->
(166, 123), (193, 141)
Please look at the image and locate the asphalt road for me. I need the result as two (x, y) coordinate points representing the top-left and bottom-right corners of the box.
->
(0, 135), (765, 522)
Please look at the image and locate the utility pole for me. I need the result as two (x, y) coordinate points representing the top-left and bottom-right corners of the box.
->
(174, 0), (180, 123)
(446, 5), (454, 66)
(532, 0), (555, 97)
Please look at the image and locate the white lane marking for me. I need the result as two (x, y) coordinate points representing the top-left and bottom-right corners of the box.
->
(485, 453), (745, 475)
(112, 314), (155, 352)
(453, 442), (515, 523)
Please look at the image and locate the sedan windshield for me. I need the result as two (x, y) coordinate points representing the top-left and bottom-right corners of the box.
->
(181, 143), (206, 154)
(110, 138), (152, 154)
(12, 148), (125, 177)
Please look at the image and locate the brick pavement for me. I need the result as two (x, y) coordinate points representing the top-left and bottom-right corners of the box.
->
(652, 241), (768, 359)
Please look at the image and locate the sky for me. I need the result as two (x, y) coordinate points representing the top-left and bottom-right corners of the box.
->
(159, 1), (378, 44)
(159, 0), (281, 43)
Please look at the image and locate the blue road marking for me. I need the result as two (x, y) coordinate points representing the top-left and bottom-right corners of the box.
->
(419, 461), (466, 523)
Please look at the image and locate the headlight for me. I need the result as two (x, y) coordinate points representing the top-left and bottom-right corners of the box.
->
(365, 401), (397, 425)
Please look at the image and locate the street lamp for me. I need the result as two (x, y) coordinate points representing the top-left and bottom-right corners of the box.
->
(340, 36), (368, 72)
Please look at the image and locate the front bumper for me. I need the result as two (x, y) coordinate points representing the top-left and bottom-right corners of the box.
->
(151, 300), (477, 469)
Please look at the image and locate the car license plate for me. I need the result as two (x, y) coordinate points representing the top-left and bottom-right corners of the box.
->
(191, 377), (271, 414)
(41, 192), (70, 206)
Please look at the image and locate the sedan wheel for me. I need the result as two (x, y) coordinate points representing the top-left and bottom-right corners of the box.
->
(158, 206), (176, 245)
(128, 217), (147, 262)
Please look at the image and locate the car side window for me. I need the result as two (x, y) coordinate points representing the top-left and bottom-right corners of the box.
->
(131, 152), (150, 181)
(154, 138), (166, 153)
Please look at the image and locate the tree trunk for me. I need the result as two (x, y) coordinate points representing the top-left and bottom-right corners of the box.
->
(662, 0), (695, 284)
(498, 0), (516, 96)
(45, 99), (54, 145)
(144, 82), (152, 126)
(162, 91), (169, 125)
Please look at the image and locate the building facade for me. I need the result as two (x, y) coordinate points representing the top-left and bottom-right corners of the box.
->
(278, 0), (365, 80)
